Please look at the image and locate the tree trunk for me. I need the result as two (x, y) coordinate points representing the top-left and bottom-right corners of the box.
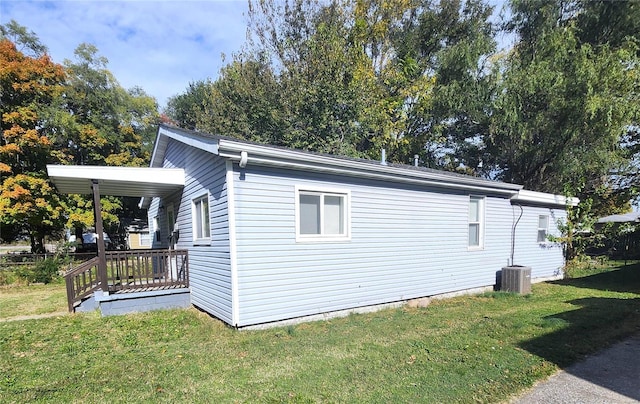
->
(30, 231), (46, 254)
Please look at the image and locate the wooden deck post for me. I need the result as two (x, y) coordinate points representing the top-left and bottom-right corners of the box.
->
(92, 179), (108, 292)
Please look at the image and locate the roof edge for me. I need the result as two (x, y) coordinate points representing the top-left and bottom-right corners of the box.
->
(511, 190), (579, 208)
(217, 138), (523, 195)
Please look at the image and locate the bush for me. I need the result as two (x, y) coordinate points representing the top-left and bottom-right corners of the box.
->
(15, 258), (62, 284)
(563, 254), (609, 279)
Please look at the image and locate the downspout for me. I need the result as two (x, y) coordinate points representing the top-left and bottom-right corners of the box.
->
(510, 204), (524, 266)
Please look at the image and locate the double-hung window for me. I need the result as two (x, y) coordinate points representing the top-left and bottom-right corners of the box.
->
(297, 187), (350, 241)
(537, 215), (549, 242)
(193, 194), (210, 243)
(468, 196), (484, 249)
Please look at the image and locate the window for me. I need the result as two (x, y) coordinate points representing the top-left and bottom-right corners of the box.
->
(193, 194), (210, 243)
(139, 233), (151, 247)
(468, 196), (484, 249)
(296, 187), (350, 241)
(153, 216), (161, 242)
(166, 204), (175, 234)
(537, 215), (549, 242)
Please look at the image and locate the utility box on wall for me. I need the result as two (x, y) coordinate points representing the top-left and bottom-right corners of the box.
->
(501, 266), (531, 294)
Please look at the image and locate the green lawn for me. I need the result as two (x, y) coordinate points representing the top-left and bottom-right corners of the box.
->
(0, 281), (67, 318)
(1, 263), (639, 403)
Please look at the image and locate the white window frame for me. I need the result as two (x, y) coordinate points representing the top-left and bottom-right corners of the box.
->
(537, 214), (549, 243)
(468, 195), (485, 250)
(295, 185), (351, 242)
(192, 193), (211, 245)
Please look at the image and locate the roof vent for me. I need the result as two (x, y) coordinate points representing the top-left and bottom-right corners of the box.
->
(381, 149), (387, 165)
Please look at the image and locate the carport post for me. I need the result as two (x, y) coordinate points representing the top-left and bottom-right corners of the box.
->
(92, 179), (108, 292)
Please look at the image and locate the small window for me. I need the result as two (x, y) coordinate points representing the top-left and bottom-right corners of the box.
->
(297, 187), (349, 241)
(139, 233), (151, 247)
(469, 196), (484, 249)
(193, 194), (210, 243)
(537, 215), (549, 242)
(166, 204), (175, 234)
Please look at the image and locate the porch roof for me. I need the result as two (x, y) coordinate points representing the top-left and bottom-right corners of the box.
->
(46, 165), (184, 197)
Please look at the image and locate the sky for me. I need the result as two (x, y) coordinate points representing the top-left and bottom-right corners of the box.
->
(0, 0), (251, 109)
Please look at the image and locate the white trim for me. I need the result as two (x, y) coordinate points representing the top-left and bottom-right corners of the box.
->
(511, 189), (579, 207)
(226, 161), (240, 327)
(46, 164), (184, 197)
(295, 185), (351, 243)
(191, 193), (211, 245)
(151, 126), (219, 168)
(468, 195), (485, 250)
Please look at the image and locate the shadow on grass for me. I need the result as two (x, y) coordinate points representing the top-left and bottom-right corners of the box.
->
(549, 263), (640, 295)
(519, 267), (640, 400)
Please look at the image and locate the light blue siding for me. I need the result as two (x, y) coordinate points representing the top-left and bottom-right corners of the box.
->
(148, 139), (233, 324)
(511, 205), (566, 278)
(148, 130), (568, 328)
(231, 165), (542, 327)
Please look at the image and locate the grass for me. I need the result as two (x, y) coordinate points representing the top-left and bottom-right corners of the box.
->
(0, 280), (67, 318)
(1, 263), (639, 403)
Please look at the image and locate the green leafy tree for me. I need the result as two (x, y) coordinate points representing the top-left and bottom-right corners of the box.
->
(165, 80), (214, 130)
(168, 0), (499, 168)
(486, 0), (638, 202)
(397, 0), (498, 170)
(58, 44), (159, 236)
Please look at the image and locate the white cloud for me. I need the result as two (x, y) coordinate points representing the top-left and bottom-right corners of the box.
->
(0, 0), (250, 108)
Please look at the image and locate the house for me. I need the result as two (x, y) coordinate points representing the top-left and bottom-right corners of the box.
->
(47, 124), (577, 328)
(126, 219), (152, 250)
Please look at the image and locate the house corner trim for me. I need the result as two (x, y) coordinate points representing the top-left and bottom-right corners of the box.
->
(226, 160), (240, 326)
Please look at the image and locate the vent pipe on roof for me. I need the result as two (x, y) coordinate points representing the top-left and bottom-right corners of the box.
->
(381, 149), (387, 165)
(414, 155), (419, 167)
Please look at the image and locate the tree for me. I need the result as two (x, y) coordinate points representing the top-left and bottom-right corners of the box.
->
(486, 0), (638, 203)
(58, 44), (159, 236)
(168, 0), (500, 168)
(165, 80), (214, 130)
(1, 22), (162, 249)
(0, 32), (67, 251)
(397, 0), (498, 170)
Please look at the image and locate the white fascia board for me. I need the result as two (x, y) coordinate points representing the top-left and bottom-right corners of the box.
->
(511, 189), (579, 207)
(150, 126), (220, 168)
(47, 165), (184, 186)
(217, 140), (522, 195)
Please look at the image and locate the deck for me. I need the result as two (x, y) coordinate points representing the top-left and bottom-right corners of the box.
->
(65, 249), (189, 312)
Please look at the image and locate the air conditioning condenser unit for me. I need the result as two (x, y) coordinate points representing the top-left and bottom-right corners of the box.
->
(501, 266), (531, 294)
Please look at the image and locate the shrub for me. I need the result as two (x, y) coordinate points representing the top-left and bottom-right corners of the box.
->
(15, 257), (62, 284)
(563, 254), (609, 278)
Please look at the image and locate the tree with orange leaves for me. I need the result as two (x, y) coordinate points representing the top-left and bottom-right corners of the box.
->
(0, 26), (67, 252)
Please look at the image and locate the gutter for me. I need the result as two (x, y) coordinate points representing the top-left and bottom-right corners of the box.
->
(217, 140), (522, 196)
(510, 189), (579, 208)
